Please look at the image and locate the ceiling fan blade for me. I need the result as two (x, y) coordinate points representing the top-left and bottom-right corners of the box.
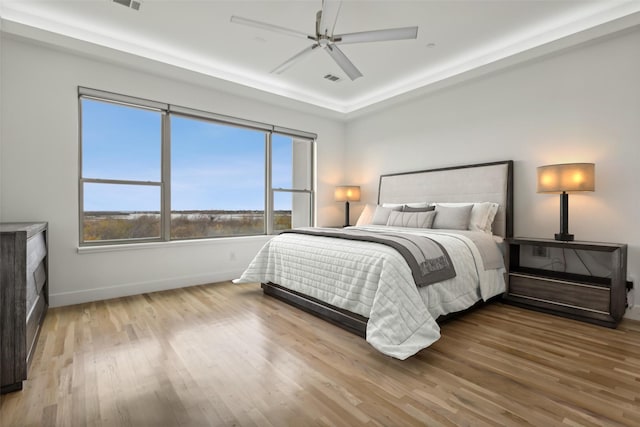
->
(325, 44), (362, 81)
(318, 0), (342, 36)
(231, 15), (312, 40)
(271, 44), (320, 74)
(334, 26), (418, 44)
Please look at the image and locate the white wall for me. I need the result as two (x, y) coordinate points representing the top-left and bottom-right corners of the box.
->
(3, 27), (639, 315)
(345, 28), (640, 312)
(0, 36), (346, 307)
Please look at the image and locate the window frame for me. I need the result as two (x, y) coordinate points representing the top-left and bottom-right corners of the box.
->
(78, 87), (316, 246)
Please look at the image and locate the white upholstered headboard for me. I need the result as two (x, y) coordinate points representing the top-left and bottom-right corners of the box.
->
(378, 161), (513, 238)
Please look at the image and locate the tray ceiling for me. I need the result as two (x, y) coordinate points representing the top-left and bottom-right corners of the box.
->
(1, 1), (639, 114)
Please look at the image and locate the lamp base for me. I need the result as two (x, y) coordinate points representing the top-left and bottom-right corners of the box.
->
(555, 192), (573, 241)
(554, 232), (574, 241)
(344, 201), (350, 228)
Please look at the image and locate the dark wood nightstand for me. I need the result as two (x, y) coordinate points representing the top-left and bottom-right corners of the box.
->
(504, 237), (628, 328)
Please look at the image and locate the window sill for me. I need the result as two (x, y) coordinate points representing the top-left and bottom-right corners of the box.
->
(77, 234), (273, 254)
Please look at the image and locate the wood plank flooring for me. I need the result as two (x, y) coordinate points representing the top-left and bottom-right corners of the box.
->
(1, 281), (639, 426)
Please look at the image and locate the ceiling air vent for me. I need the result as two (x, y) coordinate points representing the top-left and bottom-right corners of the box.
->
(323, 74), (341, 82)
(113, 0), (142, 11)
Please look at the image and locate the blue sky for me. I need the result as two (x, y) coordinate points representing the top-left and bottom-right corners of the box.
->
(82, 99), (296, 211)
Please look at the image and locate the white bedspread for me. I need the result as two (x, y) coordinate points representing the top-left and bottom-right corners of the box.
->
(235, 225), (505, 360)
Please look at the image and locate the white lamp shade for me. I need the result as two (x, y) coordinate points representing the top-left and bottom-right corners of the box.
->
(334, 186), (361, 202)
(537, 163), (595, 193)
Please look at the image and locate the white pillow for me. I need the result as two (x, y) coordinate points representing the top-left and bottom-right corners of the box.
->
(484, 203), (499, 233)
(435, 202), (498, 233)
(381, 202), (404, 209)
(355, 204), (376, 226)
(382, 202), (429, 209)
(432, 205), (473, 230)
(387, 211), (436, 228)
(371, 205), (402, 225)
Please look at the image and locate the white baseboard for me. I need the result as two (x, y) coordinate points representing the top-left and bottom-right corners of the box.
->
(52, 275), (640, 320)
(624, 305), (640, 321)
(49, 269), (246, 307)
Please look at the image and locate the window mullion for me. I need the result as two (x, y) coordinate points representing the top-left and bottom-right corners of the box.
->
(311, 140), (316, 227)
(162, 111), (171, 241)
(265, 132), (273, 235)
(273, 188), (312, 193)
(82, 178), (162, 186)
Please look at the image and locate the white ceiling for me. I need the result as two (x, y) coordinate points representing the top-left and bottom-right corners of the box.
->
(1, 1), (639, 115)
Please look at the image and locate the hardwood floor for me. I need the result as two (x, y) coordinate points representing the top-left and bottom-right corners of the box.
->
(1, 281), (639, 426)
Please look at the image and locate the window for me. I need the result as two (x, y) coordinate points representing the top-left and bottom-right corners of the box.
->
(79, 88), (315, 245)
(170, 116), (266, 238)
(80, 98), (163, 242)
(272, 133), (313, 232)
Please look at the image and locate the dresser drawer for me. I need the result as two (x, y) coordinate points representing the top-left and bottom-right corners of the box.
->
(509, 273), (610, 314)
(26, 293), (46, 364)
(26, 232), (47, 289)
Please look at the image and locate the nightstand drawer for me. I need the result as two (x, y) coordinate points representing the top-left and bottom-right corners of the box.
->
(509, 273), (610, 314)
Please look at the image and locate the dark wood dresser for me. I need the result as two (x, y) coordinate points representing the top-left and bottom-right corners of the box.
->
(504, 237), (628, 328)
(1, 222), (49, 394)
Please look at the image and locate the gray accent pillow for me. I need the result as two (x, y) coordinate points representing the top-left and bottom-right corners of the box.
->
(372, 205), (402, 225)
(403, 205), (435, 212)
(387, 211), (436, 228)
(432, 204), (473, 230)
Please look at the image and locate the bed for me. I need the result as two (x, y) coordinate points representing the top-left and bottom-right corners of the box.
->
(235, 160), (513, 359)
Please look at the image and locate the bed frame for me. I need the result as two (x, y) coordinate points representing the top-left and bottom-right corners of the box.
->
(262, 160), (514, 337)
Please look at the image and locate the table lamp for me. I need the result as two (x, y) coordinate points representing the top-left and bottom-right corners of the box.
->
(537, 163), (595, 241)
(334, 186), (360, 227)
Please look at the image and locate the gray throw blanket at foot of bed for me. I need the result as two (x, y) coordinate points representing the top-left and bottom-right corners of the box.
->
(281, 227), (456, 287)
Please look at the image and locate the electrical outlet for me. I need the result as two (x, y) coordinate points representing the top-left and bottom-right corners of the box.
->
(531, 246), (548, 258)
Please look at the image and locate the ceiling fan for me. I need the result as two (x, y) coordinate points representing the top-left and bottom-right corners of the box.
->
(230, 0), (418, 81)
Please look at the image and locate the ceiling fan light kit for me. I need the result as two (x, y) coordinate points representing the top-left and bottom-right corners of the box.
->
(231, 0), (418, 81)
